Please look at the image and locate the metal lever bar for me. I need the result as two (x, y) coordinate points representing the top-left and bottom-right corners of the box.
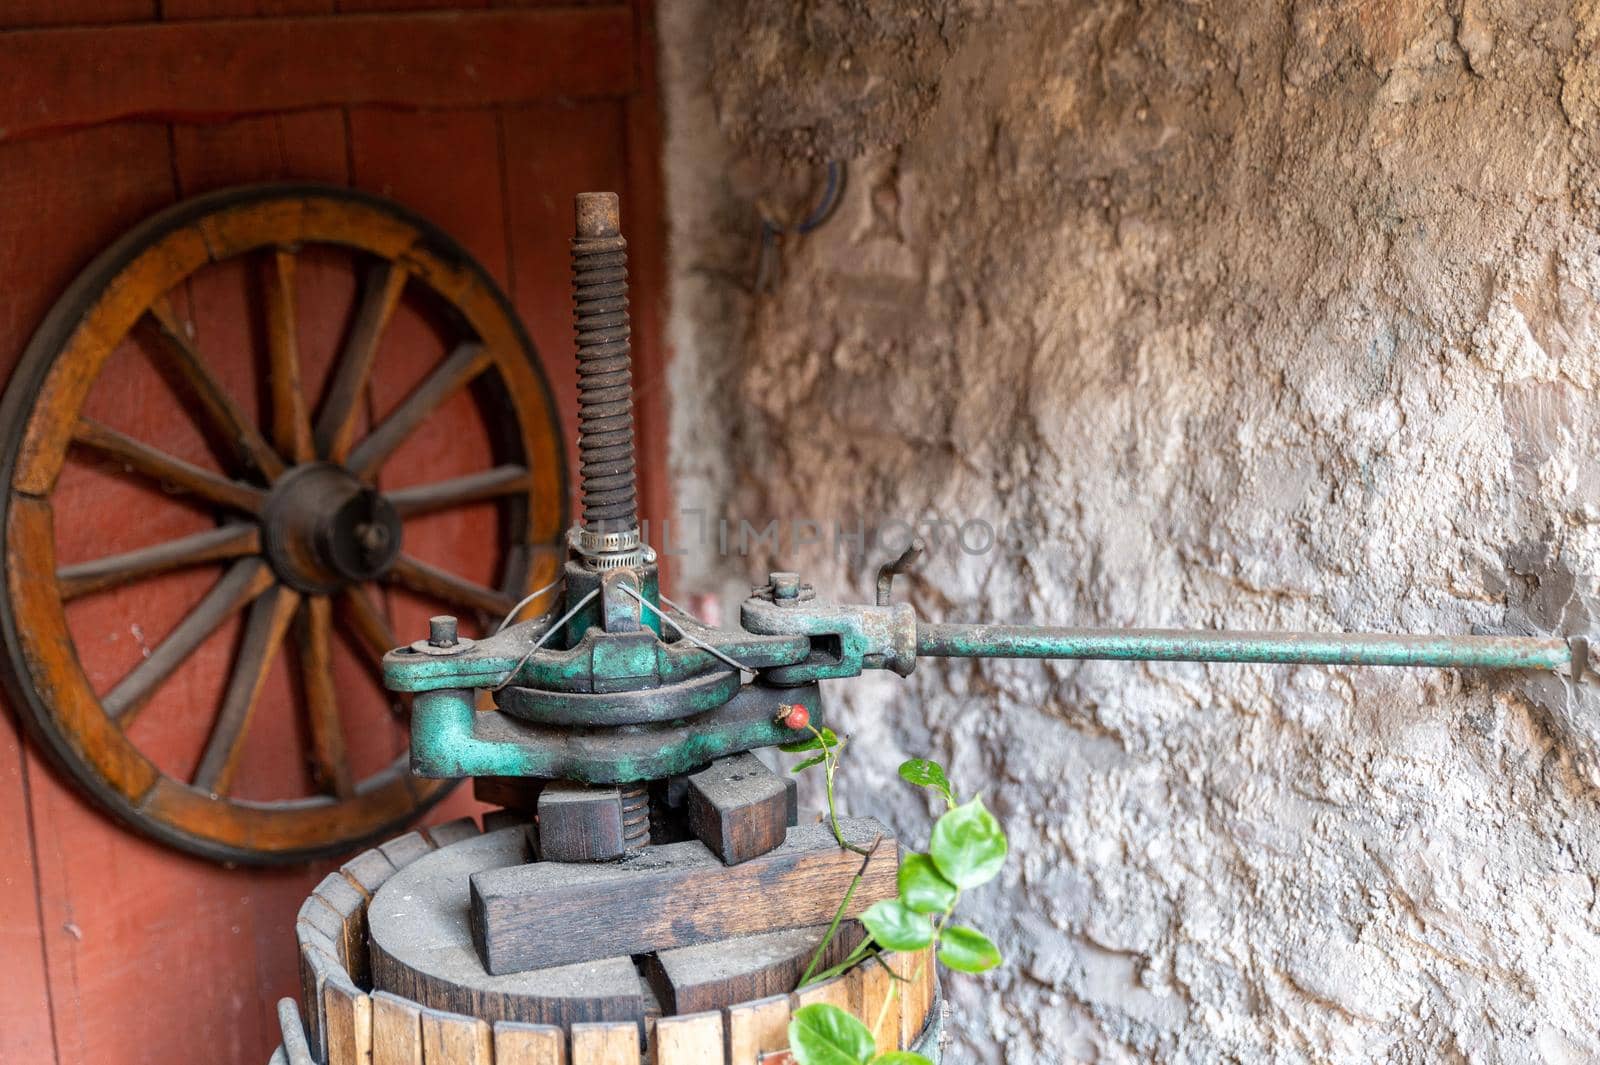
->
(915, 623), (1582, 675)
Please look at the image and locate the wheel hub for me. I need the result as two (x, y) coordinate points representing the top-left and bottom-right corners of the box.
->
(262, 463), (401, 593)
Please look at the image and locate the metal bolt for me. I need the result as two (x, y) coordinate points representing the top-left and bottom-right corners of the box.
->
(355, 521), (390, 560)
(770, 572), (801, 600)
(429, 615), (459, 648)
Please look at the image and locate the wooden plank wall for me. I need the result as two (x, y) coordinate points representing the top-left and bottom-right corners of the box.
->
(0, 5), (666, 1064)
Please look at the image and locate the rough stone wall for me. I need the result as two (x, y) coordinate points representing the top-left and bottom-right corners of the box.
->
(661, 2), (1600, 1061)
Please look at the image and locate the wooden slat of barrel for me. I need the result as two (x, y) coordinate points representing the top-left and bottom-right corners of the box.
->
(569, 1022), (640, 1065)
(379, 830), (436, 870)
(791, 970), (853, 1013)
(900, 946), (935, 1048)
(724, 993), (789, 1064)
(491, 1020), (566, 1065)
(425, 817), (482, 849)
(342, 848), (401, 899)
(324, 977), (374, 1065)
(855, 955), (899, 1052)
(371, 991), (424, 1065)
(652, 1011), (723, 1063)
(300, 938), (339, 1062)
(420, 1007), (492, 1065)
(298, 894), (348, 959)
(315, 871), (371, 986)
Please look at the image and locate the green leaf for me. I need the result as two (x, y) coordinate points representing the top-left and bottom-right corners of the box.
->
(787, 1003), (876, 1065)
(791, 753), (828, 773)
(898, 759), (953, 803)
(929, 797), (1007, 890)
(872, 1054), (936, 1065)
(780, 727), (840, 754)
(860, 899), (933, 952)
(937, 924), (1002, 973)
(897, 853), (958, 914)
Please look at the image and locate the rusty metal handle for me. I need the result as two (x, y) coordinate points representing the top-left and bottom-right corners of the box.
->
(875, 537), (927, 606)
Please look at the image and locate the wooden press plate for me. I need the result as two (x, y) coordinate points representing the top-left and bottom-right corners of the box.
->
(367, 823), (869, 1030)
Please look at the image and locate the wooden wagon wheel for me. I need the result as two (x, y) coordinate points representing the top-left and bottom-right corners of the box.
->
(0, 184), (566, 865)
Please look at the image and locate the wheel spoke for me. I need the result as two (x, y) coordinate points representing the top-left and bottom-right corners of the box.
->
(71, 416), (266, 514)
(264, 249), (314, 463)
(386, 464), (531, 518)
(57, 523), (260, 601)
(298, 595), (353, 798)
(103, 558), (275, 725)
(144, 296), (287, 480)
(191, 583), (301, 796)
(315, 260), (407, 463)
(340, 585), (411, 718)
(384, 553), (514, 617)
(341, 584), (401, 660)
(345, 341), (490, 480)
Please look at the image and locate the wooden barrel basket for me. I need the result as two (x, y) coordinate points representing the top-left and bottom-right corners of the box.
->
(270, 814), (945, 1064)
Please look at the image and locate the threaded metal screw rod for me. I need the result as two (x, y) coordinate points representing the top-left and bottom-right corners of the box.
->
(619, 783), (650, 854)
(572, 192), (638, 534)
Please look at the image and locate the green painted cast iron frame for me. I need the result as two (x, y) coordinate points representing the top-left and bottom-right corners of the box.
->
(408, 682), (821, 783)
(390, 572), (1588, 787)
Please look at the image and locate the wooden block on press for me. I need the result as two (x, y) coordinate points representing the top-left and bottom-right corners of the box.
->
(652, 1011), (723, 1063)
(687, 753), (788, 864)
(537, 782), (626, 862)
(420, 1007), (492, 1065)
(484, 809), (534, 834)
(369, 991), (422, 1065)
(643, 922), (865, 1016)
(724, 993), (790, 1065)
(492, 1020), (566, 1065)
(569, 1022), (640, 1065)
(472, 819), (896, 975)
(476, 776), (545, 812)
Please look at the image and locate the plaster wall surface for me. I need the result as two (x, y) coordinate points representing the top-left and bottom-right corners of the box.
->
(661, 2), (1600, 1061)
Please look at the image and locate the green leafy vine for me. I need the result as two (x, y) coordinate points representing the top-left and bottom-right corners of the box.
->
(776, 708), (1009, 1065)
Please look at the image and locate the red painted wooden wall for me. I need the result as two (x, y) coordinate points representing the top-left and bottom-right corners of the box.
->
(0, 5), (667, 1063)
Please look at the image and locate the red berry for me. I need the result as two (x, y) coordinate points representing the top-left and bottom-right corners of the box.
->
(781, 704), (810, 731)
